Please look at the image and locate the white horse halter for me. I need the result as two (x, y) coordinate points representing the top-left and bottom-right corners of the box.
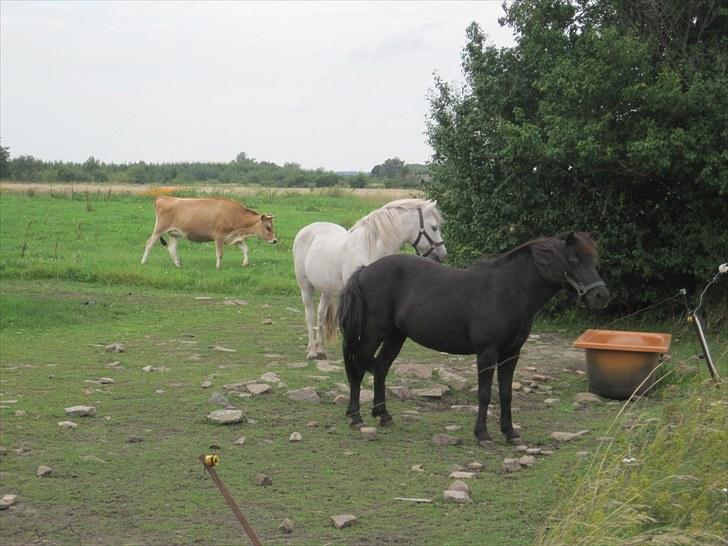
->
(412, 208), (445, 258)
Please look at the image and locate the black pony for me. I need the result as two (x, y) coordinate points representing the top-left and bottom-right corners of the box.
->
(338, 232), (609, 443)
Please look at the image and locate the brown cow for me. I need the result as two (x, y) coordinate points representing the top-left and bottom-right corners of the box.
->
(141, 197), (277, 269)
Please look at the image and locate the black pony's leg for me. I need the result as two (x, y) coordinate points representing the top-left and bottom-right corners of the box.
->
(474, 350), (497, 442)
(497, 351), (520, 442)
(345, 364), (366, 428)
(371, 332), (406, 426)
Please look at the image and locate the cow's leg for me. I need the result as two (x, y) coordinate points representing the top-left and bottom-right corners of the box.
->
(299, 282), (319, 360)
(314, 292), (333, 359)
(141, 227), (163, 264)
(237, 240), (250, 267)
(474, 349), (497, 443)
(215, 237), (224, 269)
(166, 235), (181, 268)
(497, 350), (521, 442)
(371, 332), (406, 426)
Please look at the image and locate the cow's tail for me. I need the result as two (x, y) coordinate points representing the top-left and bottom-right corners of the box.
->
(159, 236), (167, 247)
(338, 267), (366, 369)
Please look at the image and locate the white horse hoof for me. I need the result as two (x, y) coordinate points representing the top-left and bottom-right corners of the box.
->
(306, 351), (318, 361)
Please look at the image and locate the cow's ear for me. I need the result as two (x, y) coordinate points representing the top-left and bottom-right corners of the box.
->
(565, 232), (576, 246)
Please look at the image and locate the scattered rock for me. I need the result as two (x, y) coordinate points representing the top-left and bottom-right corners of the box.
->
(526, 448), (541, 455)
(223, 299), (248, 306)
(448, 479), (470, 493)
(331, 514), (357, 529)
(502, 458), (522, 472)
(444, 425), (461, 432)
(518, 455), (536, 468)
(360, 427), (377, 441)
(450, 405), (479, 413)
(279, 517), (294, 534)
(36, 465), (53, 477)
(80, 455), (107, 464)
(222, 382), (246, 392)
(436, 368), (468, 390)
(58, 421), (78, 429)
(410, 464), (424, 472)
(515, 444), (529, 452)
(316, 361), (343, 373)
(234, 436), (246, 446)
(432, 433), (462, 447)
(412, 385), (450, 399)
(576, 451), (591, 458)
(142, 365), (155, 373)
(15, 410), (26, 417)
(213, 345), (236, 353)
(574, 392), (602, 404)
(512, 381), (522, 391)
(207, 409), (243, 425)
(467, 462), (484, 472)
(551, 430), (589, 442)
(254, 473), (272, 486)
(287, 362), (309, 369)
(443, 490), (471, 503)
(247, 383), (272, 395)
(201, 380), (213, 389)
(208, 393), (230, 406)
(387, 386), (411, 401)
(394, 363), (433, 379)
(285, 387), (321, 403)
(449, 471), (476, 479)
(105, 343), (126, 353)
(289, 432), (302, 442)
(393, 497), (432, 503)
(544, 398), (560, 407)
(0, 494), (18, 510)
(261, 318), (273, 325)
(64, 405), (96, 417)
(260, 372), (281, 383)
(531, 374), (549, 382)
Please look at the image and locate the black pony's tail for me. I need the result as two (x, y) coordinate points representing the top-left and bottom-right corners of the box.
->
(159, 236), (167, 247)
(338, 266), (366, 368)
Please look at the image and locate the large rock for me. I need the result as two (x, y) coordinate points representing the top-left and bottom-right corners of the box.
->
(64, 405), (96, 417)
(285, 387), (321, 403)
(331, 514), (357, 529)
(207, 409), (243, 424)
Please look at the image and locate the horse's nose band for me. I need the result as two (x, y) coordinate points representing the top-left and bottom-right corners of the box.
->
(412, 208), (445, 258)
(565, 273), (606, 297)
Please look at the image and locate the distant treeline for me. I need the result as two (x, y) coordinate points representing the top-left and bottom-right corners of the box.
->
(0, 148), (428, 189)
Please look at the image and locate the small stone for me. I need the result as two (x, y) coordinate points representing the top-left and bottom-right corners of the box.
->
(410, 464), (424, 472)
(515, 444), (529, 452)
(261, 318), (273, 325)
(551, 430), (589, 442)
(574, 392), (602, 404)
(467, 462), (484, 472)
(154, 389), (165, 394)
(387, 386), (411, 401)
(449, 471), (476, 479)
(360, 427), (377, 441)
(279, 518), (294, 534)
(544, 398), (560, 407)
(254, 473), (272, 486)
(531, 374), (548, 382)
(316, 361), (343, 373)
(14, 410), (26, 417)
(512, 381), (522, 391)
(0, 494), (18, 510)
(394, 363), (433, 379)
(518, 455), (536, 467)
(448, 479), (470, 493)
(436, 368), (468, 390)
(444, 425), (461, 432)
(58, 421), (78, 429)
(223, 299), (248, 306)
(306, 421), (319, 427)
(331, 514), (357, 529)
(393, 497), (432, 503)
(285, 387), (321, 403)
(541, 449), (555, 456)
(412, 385), (450, 399)
(443, 490), (471, 503)
(36, 465), (53, 477)
(207, 409), (243, 424)
(260, 372), (281, 383)
(213, 345), (236, 353)
(576, 451), (591, 458)
(526, 448), (541, 455)
(247, 383), (272, 395)
(502, 458), (521, 472)
(142, 365), (155, 373)
(127, 435), (143, 443)
(64, 405), (96, 417)
(201, 380), (213, 389)
(449, 463), (465, 473)
(105, 343), (126, 353)
(289, 432), (302, 442)
(209, 393), (230, 406)
(432, 433), (462, 447)
(234, 436), (246, 446)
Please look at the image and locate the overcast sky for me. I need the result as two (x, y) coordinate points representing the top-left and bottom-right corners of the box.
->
(1, 1), (515, 172)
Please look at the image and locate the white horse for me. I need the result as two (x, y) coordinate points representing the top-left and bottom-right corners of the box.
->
(293, 198), (447, 360)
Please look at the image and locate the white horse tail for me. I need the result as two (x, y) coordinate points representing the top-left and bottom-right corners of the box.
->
(323, 300), (337, 343)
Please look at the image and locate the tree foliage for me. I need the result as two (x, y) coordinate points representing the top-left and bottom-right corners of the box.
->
(426, 0), (728, 311)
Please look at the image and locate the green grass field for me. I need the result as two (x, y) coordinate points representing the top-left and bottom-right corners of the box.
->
(0, 189), (725, 545)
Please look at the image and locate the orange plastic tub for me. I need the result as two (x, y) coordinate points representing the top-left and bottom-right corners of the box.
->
(573, 329), (672, 400)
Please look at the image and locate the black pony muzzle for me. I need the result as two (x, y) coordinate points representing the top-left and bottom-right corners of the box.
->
(565, 273), (609, 309)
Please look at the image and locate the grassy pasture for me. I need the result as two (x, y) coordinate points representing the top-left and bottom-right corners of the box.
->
(0, 189), (725, 545)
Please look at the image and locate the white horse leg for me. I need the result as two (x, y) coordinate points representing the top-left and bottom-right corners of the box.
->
(299, 283), (318, 360)
(166, 235), (181, 267)
(238, 241), (249, 267)
(314, 292), (333, 360)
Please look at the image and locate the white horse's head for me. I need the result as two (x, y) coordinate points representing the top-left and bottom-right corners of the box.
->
(407, 200), (447, 262)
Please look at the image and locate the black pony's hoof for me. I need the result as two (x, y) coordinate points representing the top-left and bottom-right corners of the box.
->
(475, 431), (492, 443)
(503, 428), (521, 442)
(379, 415), (394, 427)
(507, 436), (524, 445)
(349, 416), (364, 428)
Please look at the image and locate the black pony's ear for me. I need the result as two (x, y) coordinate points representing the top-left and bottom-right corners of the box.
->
(565, 232), (576, 246)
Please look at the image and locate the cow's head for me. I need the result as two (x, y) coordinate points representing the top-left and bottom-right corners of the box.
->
(258, 214), (278, 244)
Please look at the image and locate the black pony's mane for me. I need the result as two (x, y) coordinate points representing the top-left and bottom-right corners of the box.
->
(475, 232), (598, 283)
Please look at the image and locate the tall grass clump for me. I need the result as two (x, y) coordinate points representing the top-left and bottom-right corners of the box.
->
(539, 367), (728, 546)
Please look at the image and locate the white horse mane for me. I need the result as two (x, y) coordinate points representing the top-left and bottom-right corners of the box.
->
(349, 198), (441, 254)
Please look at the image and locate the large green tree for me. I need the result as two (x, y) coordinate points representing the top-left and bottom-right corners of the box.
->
(426, 0), (728, 311)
